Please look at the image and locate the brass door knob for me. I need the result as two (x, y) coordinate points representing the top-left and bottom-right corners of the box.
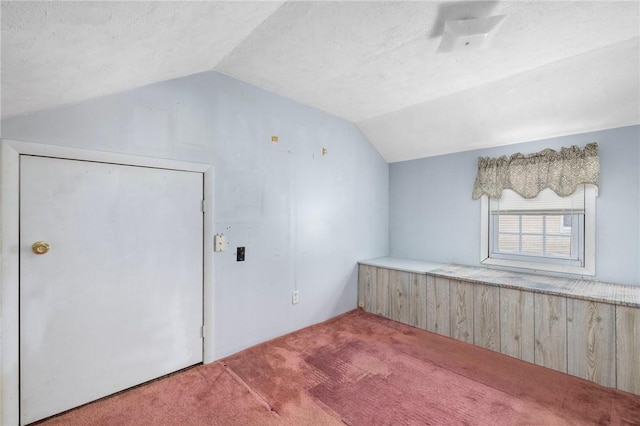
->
(32, 241), (50, 255)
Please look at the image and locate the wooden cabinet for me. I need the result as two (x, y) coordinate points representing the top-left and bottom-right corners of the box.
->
(358, 262), (640, 396)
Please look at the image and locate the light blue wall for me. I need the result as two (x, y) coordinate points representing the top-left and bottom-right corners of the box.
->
(389, 125), (640, 286)
(1, 71), (389, 357)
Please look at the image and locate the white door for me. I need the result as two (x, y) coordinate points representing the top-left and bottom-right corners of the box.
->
(20, 155), (204, 425)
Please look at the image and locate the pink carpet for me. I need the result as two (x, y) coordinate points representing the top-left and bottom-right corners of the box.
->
(38, 310), (640, 425)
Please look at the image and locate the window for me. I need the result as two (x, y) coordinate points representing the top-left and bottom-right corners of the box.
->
(472, 143), (599, 276)
(480, 184), (596, 276)
(490, 187), (584, 265)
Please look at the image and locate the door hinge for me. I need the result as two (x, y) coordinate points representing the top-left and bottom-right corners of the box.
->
(201, 325), (205, 338)
(201, 200), (206, 213)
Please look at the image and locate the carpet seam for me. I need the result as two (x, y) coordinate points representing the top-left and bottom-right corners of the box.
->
(222, 363), (281, 417)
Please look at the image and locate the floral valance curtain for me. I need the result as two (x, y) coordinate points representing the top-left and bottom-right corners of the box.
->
(472, 143), (599, 200)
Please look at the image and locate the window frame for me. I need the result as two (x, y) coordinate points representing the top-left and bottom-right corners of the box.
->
(489, 212), (583, 265)
(480, 185), (596, 276)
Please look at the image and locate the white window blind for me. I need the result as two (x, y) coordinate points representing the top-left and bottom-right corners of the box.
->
(490, 185), (585, 214)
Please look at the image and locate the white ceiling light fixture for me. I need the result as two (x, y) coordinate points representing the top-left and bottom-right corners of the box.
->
(437, 14), (506, 53)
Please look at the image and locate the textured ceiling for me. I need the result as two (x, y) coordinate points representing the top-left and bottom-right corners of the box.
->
(2, 1), (639, 162)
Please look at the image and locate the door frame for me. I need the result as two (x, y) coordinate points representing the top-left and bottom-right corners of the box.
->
(0, 139), (216, 425)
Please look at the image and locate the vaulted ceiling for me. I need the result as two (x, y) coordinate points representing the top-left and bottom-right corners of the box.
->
(2, 1), (639, 162)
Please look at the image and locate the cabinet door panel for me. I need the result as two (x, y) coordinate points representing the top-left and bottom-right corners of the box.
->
(567, 299), (615, 387)
(534, 294), (567, 373)
(474, 284), (500, 351)
(409, 273), (427, 329)
(427, 276), (450, 336)
(375, 268), (390, 318)
(616, 306), (640, 394)
(389, 270), (410, 323)
(451, 280), (473, 343)
(500, 288), (534, 362)
(358, 265), (377, 313)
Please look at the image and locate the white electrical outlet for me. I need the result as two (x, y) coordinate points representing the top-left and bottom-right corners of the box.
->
(214, 234), (226, 252)
(292, 290), (299, 305)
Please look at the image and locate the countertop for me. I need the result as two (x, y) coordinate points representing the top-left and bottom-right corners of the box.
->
(359, 257), (640, 308)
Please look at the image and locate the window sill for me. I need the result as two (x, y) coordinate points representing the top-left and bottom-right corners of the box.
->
(481, 256), (595, 277)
